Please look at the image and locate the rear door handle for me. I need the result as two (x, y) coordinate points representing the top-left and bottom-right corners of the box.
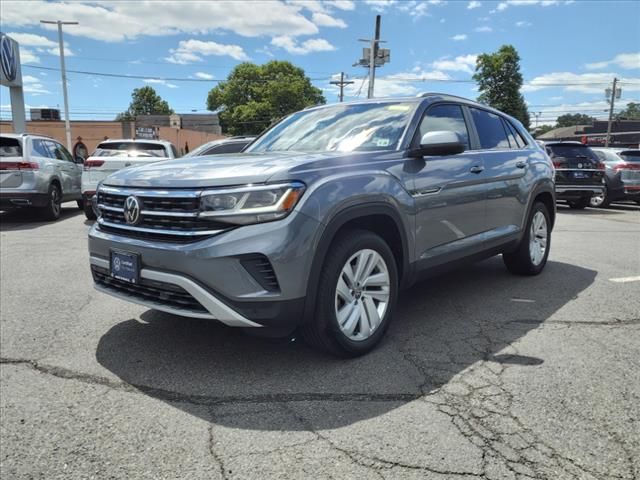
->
(516, 161), (527, 169)
(470, 165), (484, 174)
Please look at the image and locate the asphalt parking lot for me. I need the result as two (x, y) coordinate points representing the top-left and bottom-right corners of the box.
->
(1, 203), (639, 480)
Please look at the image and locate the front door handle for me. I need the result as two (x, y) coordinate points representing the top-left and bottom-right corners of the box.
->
(516, 161), (527, 169)
(470, 165), (484, 174)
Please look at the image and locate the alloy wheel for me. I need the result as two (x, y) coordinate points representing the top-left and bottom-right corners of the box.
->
(529, 211), (548, 266)
(334, 249), (390, 341)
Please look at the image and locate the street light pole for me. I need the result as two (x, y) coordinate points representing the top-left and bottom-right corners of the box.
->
(40, 20), (78, 151)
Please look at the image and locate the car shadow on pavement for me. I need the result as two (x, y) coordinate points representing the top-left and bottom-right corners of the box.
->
(0, 203), (82, 231)
(95, 257), (596, 431)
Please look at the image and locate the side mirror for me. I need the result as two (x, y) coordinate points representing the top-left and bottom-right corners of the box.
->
(75, 155), (85, 164)
(409, 130), (466, 157)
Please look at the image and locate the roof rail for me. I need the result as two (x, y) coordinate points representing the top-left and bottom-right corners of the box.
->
(21, 132), (54, 139)
(417, 92), (473, 102)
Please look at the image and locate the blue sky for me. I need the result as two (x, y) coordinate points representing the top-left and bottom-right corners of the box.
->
(1, 0), (639, 126)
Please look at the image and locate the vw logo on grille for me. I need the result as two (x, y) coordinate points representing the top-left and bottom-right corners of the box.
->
(123, 196), (141, 225)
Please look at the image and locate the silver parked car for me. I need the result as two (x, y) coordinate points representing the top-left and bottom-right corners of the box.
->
(0, 133), (83, 220)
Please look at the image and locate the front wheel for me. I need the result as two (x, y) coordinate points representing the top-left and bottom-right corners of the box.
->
(83, 200), (97, 220)
(503, 202), (551, 276)
(301, 229), (398, 357)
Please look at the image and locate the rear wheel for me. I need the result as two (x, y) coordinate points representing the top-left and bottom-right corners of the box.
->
(568, 197), (590, 209)
(76, 199), (84, 210)
(40, 183), (62, 221)
(301, 229), (398, 357)
(503, 202), (551, 276)
(589, 187), (610, 208)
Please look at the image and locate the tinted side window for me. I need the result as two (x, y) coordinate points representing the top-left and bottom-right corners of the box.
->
(503, 120), (526, 148)
(205, 142), (248, 155)
(170, 145), (178, 158)
(32, 139), (52, 158)
(418, 104), (469, 149)
(470, 108), (510, 150)
(45, 141), (71, 161)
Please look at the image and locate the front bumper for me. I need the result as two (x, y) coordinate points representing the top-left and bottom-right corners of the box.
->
(88, 211), (321, 328)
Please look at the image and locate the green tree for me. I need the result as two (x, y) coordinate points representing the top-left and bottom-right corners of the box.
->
(616, 102), (640, 120)
(206, 61), (325, 135)
(473, 45), (530, 129)
(116, 86), (173, 121)
(555, 113), (595, 127)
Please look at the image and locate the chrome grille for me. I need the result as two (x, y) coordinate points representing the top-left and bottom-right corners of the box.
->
(96, 186), (228, 241)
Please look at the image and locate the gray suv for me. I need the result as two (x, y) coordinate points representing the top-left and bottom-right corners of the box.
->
(88, 94), (555, 356)
(1, 133), (83, 220)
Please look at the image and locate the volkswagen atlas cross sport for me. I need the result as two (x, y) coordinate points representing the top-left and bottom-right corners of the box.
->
(88, 94), (555, 357)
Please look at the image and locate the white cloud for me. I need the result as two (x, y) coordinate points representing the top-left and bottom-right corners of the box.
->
(7, 32), (74, 57)
(143, 78), (178, 89)
(342, 69), (451, 98)
(515, 21), (532, 27)
(478, 16), (490, 20)
(495, 0), (571, 11)
(194, 72), (215, 80)
(522, 72), (640, 93)
(311, 12), (347, 28)
(324, 0), (356, 10)
(364, 0), (397, 12)
(468, 1), (482, 9)
(17, 48), (40, 64)
(451, 34), (468, 41)
(21, 75), (51, 95)
(431, 54), (478, 73)
(475, 26), (492, 32)
(1, 1), (319, 42)
(271, 36), (335, 55)
(586, 53), (640, 71)
(165, 39), (249, 64)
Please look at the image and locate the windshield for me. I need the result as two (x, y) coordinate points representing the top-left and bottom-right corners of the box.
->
(0, 137), (23, 158)
(93, 141), (168, 158)
(247, 102), (416, 153)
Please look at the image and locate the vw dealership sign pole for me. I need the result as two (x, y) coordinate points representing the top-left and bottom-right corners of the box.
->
(0, 32), (26, 133)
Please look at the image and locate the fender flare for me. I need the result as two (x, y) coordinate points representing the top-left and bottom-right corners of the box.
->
(301, 202), (412, 322)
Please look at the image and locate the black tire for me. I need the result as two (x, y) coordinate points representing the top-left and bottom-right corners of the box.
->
(83, 200), (97, 220)
(300, 229), (398, 357)
(589, 187), (610, 208)
(40, 183), (62, 221)
(503, 201), (551, 276)
(77, 199), (84, 210)
(568, 197), (590, 209)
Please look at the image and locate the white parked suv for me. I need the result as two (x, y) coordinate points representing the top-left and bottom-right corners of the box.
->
(1, 133), (83, 220)
(82, 139), (177, 219)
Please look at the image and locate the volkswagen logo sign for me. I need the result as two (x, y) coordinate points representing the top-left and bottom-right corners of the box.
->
(123, 196), (142, 225)
(0, 34), (18, 83)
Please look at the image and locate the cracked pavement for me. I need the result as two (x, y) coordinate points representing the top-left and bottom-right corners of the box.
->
(1, 203), (639, 479)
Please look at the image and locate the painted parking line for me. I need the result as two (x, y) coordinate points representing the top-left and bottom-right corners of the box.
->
(609, 276), (640, 283)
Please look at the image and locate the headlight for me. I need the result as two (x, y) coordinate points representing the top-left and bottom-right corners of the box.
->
(199, 182), (305, 225)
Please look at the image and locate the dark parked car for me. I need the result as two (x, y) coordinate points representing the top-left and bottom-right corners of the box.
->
(89, 94), (555, 357)
(544, 141), (605, 209)
(590, 148), (640, 207)
(183, 136), (255, 158)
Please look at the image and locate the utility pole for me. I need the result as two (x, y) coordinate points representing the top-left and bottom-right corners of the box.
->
(355, 15), (388, 99)
(367, 16), (381, 99)
(534, 112), (541, 129)
(330, 72), (355, 102)
(605, 77), (618, 148)
(40, 20), (78, 151)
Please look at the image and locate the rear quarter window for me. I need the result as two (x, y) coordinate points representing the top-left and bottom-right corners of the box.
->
(0, 137), (22, 157)
(619, 151), (640, 162)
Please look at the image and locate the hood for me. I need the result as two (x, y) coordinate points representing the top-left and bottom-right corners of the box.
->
(101, 151), (360, 188)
